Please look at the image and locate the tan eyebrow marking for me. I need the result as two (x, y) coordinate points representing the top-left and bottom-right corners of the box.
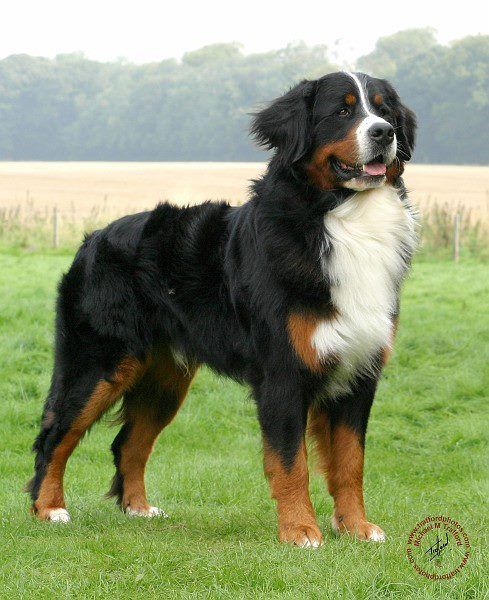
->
(345, 93), (356, 105)
(373, 94), (383, 106)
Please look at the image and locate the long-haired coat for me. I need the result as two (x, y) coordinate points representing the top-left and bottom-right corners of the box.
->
(28, 71), (417, 546)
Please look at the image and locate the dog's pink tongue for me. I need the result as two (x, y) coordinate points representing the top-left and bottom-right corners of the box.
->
(363, 162), (387, 176)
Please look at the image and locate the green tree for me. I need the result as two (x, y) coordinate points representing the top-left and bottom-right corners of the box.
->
(0, 34), (487, 163)
(357, 28), (437, 79)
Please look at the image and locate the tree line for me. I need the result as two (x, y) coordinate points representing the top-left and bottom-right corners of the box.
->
(0, 30), (487, 164)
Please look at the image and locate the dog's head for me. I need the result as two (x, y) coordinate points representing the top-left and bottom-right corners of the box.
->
(251, 71), (416, 191)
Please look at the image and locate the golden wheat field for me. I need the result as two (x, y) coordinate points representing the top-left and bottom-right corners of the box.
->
(1, 162), (488, 228)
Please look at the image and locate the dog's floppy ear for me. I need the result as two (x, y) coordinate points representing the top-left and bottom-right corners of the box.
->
(396, 103), (417, 161)
(251, 79), (317, 169)
(381, 79), (417, 161)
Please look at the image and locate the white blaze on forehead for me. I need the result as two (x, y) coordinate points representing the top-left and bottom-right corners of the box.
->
(344, 71), (376, 116)
(343, 71), (396, 170)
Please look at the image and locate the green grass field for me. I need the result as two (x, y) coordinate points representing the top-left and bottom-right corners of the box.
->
(0, 250), (487, 599)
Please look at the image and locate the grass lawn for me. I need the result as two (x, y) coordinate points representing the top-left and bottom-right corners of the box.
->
(0, 250), (487, 599)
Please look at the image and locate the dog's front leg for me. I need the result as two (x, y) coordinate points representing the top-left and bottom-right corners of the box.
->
(308, 374), (386, 542)
(257, 376), (322, 547)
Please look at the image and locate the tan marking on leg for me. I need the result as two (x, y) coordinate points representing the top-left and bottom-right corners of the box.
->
(263, 440), (322, 547)
(327, 424), (385, 541)
(328, 425), (365, 524)
(307, 407), (331, 475)
(288, 312), (338, 373)
(287, 313), (323, 373)
(148, 346), (196, 395)
(119, 413), (166, 513)
(119, 347), (197, 514)
(34, 357), (145, 520)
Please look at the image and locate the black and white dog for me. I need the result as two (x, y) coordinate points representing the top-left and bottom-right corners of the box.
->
(28, 71), (417, 547)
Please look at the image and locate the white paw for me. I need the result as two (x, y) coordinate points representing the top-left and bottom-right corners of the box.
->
(280, 525), (324, 548)
(367, 526), (386, 542)
(298, 536), (323, 549)
(47, 508), (71, 523)
(331, 515), (386, 542)
(125, 506), (169, 518)
(331, 514), (341, 533)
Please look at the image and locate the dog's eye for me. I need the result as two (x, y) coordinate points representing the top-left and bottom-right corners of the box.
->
(337, 108), (350, 117)
(379, 106), (389, 116)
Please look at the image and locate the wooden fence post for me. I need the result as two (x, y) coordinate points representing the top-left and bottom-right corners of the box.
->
(453, 213), (460, 262)
(53, 206), (59, 249)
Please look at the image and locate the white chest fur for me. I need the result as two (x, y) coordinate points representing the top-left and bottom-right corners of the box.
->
(313, 185), (417, 397)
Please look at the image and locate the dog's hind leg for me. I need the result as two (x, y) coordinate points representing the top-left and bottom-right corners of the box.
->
(108, 346), (197, 517)
(28, 357), (145, 522)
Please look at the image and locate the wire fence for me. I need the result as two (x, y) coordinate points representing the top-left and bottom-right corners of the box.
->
(1, 196), (487, 260)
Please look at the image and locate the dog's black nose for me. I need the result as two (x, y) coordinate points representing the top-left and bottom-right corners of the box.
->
(368, 122), (395, 144)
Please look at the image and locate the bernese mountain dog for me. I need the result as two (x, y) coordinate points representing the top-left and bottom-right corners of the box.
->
(28, 71), (417, 547)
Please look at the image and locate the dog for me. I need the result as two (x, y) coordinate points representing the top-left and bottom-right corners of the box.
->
(28, 71), (417, 546)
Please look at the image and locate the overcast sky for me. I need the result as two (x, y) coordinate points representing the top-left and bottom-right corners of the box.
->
(1, 0), (487, 64)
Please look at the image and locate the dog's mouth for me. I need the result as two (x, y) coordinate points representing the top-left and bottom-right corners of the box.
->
(330, 155), (388, 181)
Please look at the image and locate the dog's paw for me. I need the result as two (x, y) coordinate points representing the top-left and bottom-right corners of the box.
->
(125, 505), (169, 518)
(279, 523), (324, 548)
(332, 514), (385, 542)
(39, 507), (71, 523)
